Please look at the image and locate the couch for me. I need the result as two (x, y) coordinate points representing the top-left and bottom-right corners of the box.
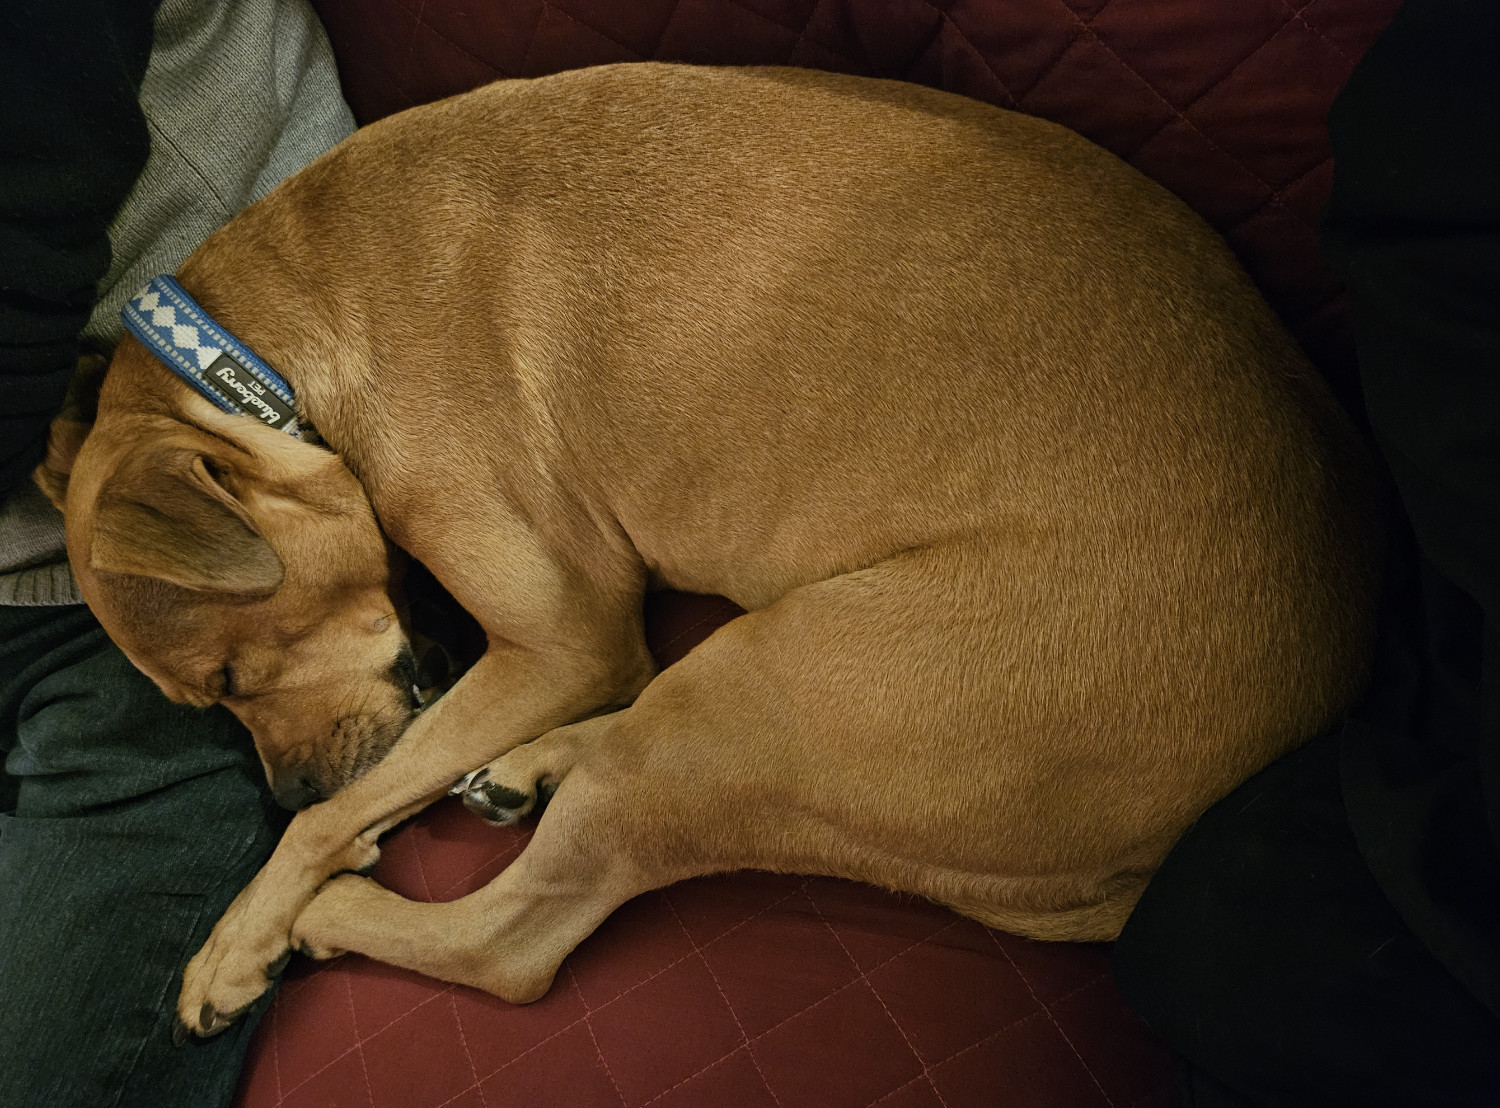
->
(233, 3), (1403, 1105)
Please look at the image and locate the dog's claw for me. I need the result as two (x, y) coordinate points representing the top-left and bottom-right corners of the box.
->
(449, 767), (488, 796)
(171, 1017), (191, 1047)
(462, 780), (532, 825)
(195, 999), (254, 1038)
(267, 949), (293, 978)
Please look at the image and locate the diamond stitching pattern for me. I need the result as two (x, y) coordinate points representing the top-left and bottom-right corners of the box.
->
(567, 967), (629, 1106)
(1032, 7), (1312, 237)
(239, 3), (1404, 1104)
(986, 932), (1114, 1105)
(652, 899), (781, 1106)
(345, 973), (378, 1106)
(238, 794), (1171, 1107)
(1279, 0), (1355, 65)
(807, 897), (947, 1106)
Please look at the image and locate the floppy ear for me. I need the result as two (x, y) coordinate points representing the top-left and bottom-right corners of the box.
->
(34, 352), (110, 509)
(89, 449), (285, 594)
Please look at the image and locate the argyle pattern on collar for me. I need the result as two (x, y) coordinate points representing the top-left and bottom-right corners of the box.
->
(121, 275), (309, 440)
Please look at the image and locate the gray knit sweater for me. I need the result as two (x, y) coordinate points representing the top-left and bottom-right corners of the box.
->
(0, 0), (353, 606)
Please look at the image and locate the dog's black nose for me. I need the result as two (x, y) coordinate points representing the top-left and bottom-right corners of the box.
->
(388, 642), (423, 710)
(272, 771), (322, 811)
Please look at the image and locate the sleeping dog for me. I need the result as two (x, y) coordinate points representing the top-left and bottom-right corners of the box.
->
(37, 64), (1378, 1039)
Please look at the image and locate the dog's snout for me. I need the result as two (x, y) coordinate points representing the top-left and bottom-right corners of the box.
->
(271, 768), (323, 812)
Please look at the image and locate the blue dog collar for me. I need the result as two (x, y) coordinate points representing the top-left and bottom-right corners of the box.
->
(121, 275), (310, 440)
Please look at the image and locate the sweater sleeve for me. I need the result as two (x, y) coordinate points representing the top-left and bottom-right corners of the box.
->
(0, 0), (162, 497)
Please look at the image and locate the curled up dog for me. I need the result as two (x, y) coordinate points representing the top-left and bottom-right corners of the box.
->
(37, 64), (1379, 1039)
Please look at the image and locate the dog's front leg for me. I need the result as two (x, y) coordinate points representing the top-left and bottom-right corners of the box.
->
(175, 634), (650, 1040)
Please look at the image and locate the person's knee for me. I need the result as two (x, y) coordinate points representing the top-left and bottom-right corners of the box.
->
(1113, 830), (1258, 1042)
(1113, 739), (1351, 1056)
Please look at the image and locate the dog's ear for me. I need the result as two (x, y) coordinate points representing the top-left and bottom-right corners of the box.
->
(34, 352), (110, 509)
(89, 448), (285, 594)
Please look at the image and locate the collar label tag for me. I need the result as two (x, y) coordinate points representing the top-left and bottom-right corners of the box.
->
(204, 353), (297, 430)
(121, 275), (310, 440)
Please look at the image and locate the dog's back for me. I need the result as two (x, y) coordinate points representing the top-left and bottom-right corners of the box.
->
(195, 65), (1372, 574)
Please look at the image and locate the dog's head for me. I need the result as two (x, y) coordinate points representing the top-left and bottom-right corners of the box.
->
(37, 343), (421, 811)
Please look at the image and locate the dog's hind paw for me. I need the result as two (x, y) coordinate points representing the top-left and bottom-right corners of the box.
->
(297, 938), (347, 960)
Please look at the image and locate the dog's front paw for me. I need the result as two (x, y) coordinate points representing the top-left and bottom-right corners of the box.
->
(451, 745), (566, 827)
(174, 880), (292, 1043)
(456, 766), (544, 825)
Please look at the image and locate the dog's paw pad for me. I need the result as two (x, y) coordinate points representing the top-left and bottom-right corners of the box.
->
(462, 780), (533, 825)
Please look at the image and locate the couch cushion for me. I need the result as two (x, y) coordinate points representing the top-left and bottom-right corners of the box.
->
(238, 847), (1174, 1108)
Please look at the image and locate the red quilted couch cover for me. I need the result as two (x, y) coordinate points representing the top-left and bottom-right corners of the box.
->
(235, 3), (1403, 1106)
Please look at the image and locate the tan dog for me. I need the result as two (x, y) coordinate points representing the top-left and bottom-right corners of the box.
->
(39, 64), (1378, 1039)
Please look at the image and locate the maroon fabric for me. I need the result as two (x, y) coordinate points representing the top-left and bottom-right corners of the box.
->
(236, 846), (1171, 1108)
(237, 3), (1403, 1104)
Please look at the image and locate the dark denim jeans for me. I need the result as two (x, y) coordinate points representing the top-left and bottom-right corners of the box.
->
(0, 602), (285, 1106)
